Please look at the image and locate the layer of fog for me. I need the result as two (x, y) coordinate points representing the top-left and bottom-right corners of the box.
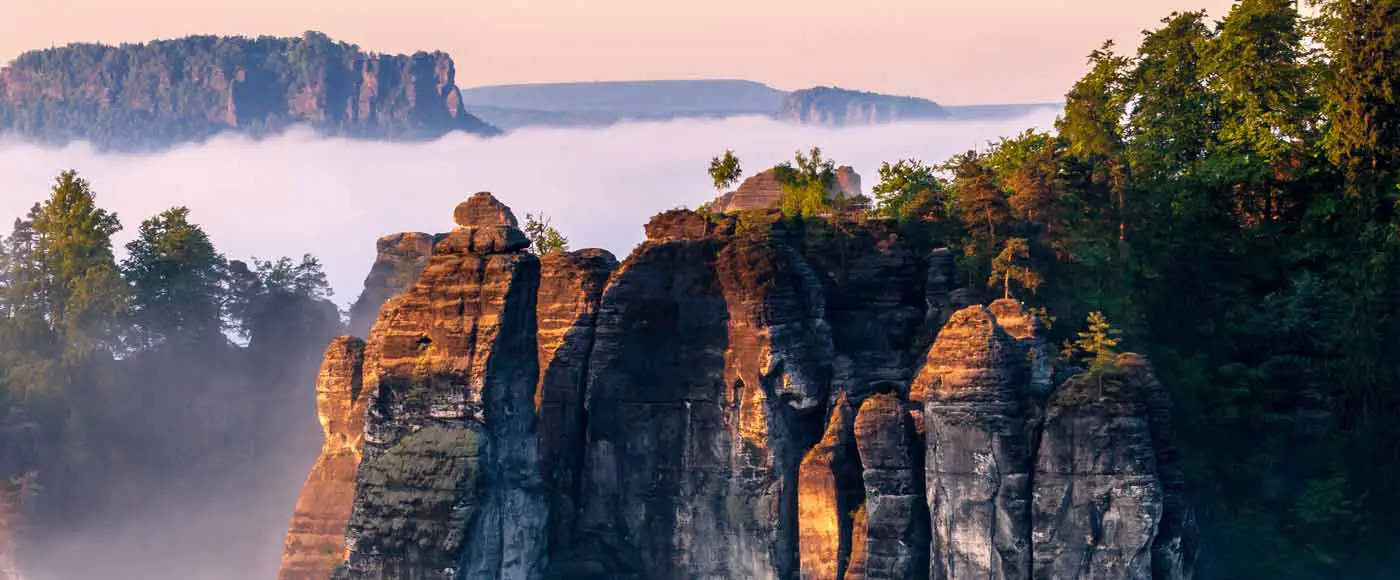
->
(0, 111), (1057, 580)
(0, 112), (1058, 307)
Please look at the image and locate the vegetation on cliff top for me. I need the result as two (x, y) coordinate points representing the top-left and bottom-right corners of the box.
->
(706, 1), (1400, 576)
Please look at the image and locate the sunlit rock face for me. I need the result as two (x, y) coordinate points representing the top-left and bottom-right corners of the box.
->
(1031, 354), (1196, 580)
(334, 192), (547, 580)
(278, 338), (368, 580)
(281, 200), (1198, 580)
(347, 233), (436, 338)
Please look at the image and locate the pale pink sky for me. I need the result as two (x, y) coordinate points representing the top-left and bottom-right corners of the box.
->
(0, 0), (1236, 105)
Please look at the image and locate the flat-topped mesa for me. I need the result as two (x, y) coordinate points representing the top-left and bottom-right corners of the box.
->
(455, 191), (520, 228)
(335, 193), (546, 580)
(277, 338), (368, 580)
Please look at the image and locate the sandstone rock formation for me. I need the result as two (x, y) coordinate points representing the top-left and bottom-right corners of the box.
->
(334, 192), (546, 579)
(0, 32), (499, 150)
(347, 233), (437, 337)
(278, 338), (368, 580)
(916, 306), (1036, 580)
(534, 248), (618, 562)
(1031, 354), (1196, 580)
(283, 199), (1197, 580)
(711, 166), (863, 214)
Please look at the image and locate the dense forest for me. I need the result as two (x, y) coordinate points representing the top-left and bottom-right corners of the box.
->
(706, 0), (1400, 577)
(0, 171), (343, 576)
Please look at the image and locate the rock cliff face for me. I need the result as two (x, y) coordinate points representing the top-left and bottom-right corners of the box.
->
(777, 87), (947, 127)
(347, 233), (438, 337)
(0, 32), (499, 150)
(283, 200), (1197, 580)
(278, 338), (369, 580)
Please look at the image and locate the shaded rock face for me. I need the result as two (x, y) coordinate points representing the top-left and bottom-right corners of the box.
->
(278, 338), (368, 580)
(335, 194), (546, 580)
(777, 87), (947, 127)
(0, 32), (500, 151)
(347, 233), (436, 337)
(1032, 354), (1196, 580)
(534, 249), (618, 565)
(291, 203), (1196, 580)
(712, 167), (864, 214)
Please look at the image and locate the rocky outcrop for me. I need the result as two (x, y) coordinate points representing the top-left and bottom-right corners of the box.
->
(334, 193), (546, 580)
(916, 306), (1036, 580)
(534, 249), (617, 566)
(711, 167), (864, 214)
(0, 31), (499, 150)
(777, 87), (947, 127)
(854, 393), (929, 579)
(1031, 354), (1195, 580)
(278, 338), (368, 580)
(347, 233), (436, 337)
(287, 200), (1196, 580)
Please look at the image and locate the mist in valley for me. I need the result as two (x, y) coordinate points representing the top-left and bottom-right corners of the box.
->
(0, 111), (1058, 579)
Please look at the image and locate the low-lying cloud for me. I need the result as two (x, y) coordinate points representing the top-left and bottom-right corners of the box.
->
(0, 112), (1059, 305)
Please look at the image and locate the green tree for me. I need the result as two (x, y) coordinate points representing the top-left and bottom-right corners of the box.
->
(708, 150), (743, 195)
(1318, 0), (1400, 212)
(524, 213), (569, 255)
(988, 238), (1042, 300)
(1207, 0), (1314, 223)
(871, 159), (946, 220)
(946, 150), (1010, 257)
(121, 207), (227, 345)
(29, 170), (126, 356)
(775, 147), (837, 218)
(1073, 311), (1122, 371)
(1057, 41), (1131, 239)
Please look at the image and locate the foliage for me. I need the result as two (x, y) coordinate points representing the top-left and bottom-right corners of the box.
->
(988, 238), (1041, 299)
(524, 213), (570, 255)
(122, 207), (227, 345)
(775, 147), (838, 218)
(708, 150), (743, 194)
(871, 159), (947, 220)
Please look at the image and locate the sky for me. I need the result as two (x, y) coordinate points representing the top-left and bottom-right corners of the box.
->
(0, 112), (1060, 307)
(0, 0), (1237, 105)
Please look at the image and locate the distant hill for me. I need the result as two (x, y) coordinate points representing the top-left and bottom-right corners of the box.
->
(460, 79), (1059, 130)
(777, 86), (948, 126)
(0, 32), (499, 150)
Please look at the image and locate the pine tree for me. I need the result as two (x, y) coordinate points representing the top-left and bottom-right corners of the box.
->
(708, 150), (743, 195)
(122, 207), (227, 346)
(988, 238), (1042, 300)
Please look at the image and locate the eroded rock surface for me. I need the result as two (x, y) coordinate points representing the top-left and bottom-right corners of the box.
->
(286, 202), (1197, 580)
(1032, 354), (1196, 580)
(278, 338), (368, 580)
(335, 194), (546, 580)
(916, 306), (1035, 580)
(347, 233), (436, 337)
(535, 249), (618, 566)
